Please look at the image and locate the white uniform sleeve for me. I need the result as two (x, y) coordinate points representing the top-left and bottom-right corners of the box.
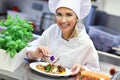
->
(26, 27), (50, 53)
(76, 29), (100, 72)
(83, 44), (100, 72)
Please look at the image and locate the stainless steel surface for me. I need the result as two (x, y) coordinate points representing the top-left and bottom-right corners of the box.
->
(99, 61), (120, 76)
(0, 51), (119, 80)
(0, 62), (74, 80)
(98, 50), (120, 66)
(98, 50), (120, 76)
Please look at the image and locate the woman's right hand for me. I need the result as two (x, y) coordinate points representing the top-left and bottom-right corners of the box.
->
(27, 46), (50, 59)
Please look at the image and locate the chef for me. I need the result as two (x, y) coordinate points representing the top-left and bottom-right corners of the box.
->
(26, 0), (100, 75)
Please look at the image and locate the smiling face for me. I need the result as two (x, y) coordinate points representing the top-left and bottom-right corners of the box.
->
(55, 7), (78, 39)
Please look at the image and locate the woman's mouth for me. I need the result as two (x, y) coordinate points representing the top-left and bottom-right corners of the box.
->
(60, 24), (69, 29)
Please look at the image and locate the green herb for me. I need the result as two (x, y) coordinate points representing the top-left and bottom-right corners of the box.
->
(45, 65), (51, 72)
(0, 15), (33, 58)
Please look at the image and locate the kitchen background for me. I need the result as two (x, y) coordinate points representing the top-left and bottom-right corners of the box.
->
(0, 0), (120, 31)
(0, 0), (120, 76)
(0, 0), (120, 34)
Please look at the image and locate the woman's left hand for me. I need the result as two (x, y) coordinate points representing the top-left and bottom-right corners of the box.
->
(70, 64), (85, 76)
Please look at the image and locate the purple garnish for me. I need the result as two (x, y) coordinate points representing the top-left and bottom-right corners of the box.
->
(50, 55), (55, 61)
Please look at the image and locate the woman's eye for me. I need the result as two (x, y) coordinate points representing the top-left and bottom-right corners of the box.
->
(56, 13), (73, 18)
(56, 13), (62, 17)
(66, 13), (72, 17)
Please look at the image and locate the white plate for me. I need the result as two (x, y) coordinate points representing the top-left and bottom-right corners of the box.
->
(29, 62), (72, 77)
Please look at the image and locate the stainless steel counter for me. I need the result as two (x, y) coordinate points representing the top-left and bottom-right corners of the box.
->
(98, 50), (120, 66)
(0, 62), (75, 80)
(98, 50), (120, 76)
(0, 50), (120, 80)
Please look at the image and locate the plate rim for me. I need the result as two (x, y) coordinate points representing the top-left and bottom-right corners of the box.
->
(29, 62), (72, 77)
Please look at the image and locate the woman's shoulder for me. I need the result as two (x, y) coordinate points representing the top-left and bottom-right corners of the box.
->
(77, 26), (94, 46)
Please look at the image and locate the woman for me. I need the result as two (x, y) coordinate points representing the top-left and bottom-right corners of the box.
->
(26, 0), (100, 75)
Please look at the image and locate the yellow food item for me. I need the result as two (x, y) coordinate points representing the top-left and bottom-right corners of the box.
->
(60, 71), (65, 74)
(36, 64), (66, 74)
(36, 64), (46, 72)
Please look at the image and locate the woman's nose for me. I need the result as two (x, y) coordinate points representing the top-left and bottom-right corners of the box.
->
(61, 17), (67, 23)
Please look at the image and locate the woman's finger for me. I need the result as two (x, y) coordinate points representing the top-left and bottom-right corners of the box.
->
(71, 64), (79, 71)
(38, 46), (50, 57)
(71, 64), (80, 75)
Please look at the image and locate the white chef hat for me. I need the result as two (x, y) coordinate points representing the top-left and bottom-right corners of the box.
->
(49, 0), (91, 19)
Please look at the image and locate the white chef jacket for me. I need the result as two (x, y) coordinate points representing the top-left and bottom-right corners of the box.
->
(27, 23), (100, 71)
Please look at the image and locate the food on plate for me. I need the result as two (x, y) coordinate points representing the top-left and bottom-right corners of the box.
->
(36, 63), (66, 74)
(75, 71), (111, 80)
(36, 56), (66, 74)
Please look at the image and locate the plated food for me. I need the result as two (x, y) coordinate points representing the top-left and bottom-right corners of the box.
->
(36, 63), (66, 74)
(36, 56), (66, 74)
(29, 62), (72, 77)
(29, 56), (72, 76)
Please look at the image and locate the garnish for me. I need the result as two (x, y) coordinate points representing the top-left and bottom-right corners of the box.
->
(43, 55), (59, 65)
(45, 65), (51, 72)
(36, 56), (65, 74)
(50, 55), (55, 61)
